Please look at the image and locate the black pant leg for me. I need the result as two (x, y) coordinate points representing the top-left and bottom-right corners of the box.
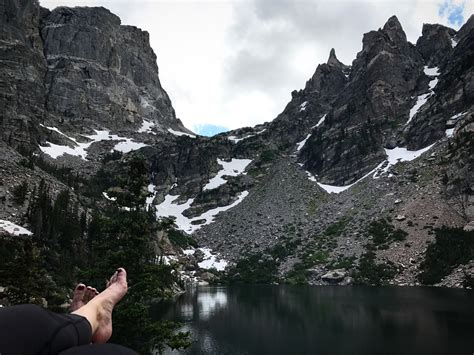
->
(0, 304), (92, 355)
(59, 343), (139, 355)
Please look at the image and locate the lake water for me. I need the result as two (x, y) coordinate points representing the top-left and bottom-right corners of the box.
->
(155, 285), (474, 355)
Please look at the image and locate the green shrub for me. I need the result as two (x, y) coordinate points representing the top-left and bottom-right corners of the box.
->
(324, 217), (351, 237)
(167, 229), (198, 248)
(368, 218), (407, 247)
(354, 250), (397, 286)
(224, 253), (278, 284)
(418, 227), (474, 285)
(12, 180), (28, 205)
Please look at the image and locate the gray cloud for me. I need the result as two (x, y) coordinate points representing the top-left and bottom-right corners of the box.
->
(224, 0), (420, 100)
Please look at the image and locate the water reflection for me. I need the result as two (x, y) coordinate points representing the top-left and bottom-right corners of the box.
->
(159, 285), (474, 354)
(177, 287), (228, 321)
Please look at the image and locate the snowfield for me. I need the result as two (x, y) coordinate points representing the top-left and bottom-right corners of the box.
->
(40, 126), (148, 159)
(154, 191), (249, 234)
(203, 158), (252, 190)
(0, 219), (33, 236)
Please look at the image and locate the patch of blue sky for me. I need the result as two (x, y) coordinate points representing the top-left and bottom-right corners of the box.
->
(438, 0), (465, 27)
(193, 124), (229, 137)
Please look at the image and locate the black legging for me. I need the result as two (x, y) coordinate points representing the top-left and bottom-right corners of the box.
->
(0, 304), (138, 355)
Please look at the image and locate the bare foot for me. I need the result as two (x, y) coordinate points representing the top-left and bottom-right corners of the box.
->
(92, 268), (128, 343)
(72, 268), (128, 343)
(69, 284), (99, 312)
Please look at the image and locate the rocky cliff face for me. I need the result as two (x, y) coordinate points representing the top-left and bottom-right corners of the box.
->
(1, 2), (473, 288)
(0, 0), (46, 152)
(41, 6), (183, 132)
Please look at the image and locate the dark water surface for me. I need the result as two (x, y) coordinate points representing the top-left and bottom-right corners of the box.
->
(155, 285), (474, 355)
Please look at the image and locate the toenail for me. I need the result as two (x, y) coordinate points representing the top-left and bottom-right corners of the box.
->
(78, 285), (85, 290)
(117, 269), (122, 273)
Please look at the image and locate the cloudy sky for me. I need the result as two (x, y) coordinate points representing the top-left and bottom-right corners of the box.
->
(40, 0), (471, 135)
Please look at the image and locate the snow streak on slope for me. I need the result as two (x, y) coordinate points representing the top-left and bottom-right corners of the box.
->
(154, 191), (249, 234)
(40, 126), (147, 159)
(312, 114), (327, 129)
(0, 220), (33, 236)
(296, 134), (312, 152)
(295, 114), (327, 152)
(228, 129), (266, 143)
(300, 143), (437, 194)
(299, 101), (308, 111)
(203, 159), (252, 190)
(406, 66), (439, 126)
(168, 128), (196, 138)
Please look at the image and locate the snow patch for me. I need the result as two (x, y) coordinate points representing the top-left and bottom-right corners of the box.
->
(161, 255), (179, 265)
(312, 114), (327, 129)
(113, 140), (147, 153)
(168, 128), (196, 138)
(450, 112), (466, 120)
(137, 120), (156, 134)
(228, 129), (266, 143)
(0, 220), (32, 236)
(451, 38), (458, 48)
(423, 66), (439, 76)
(299, 101), (308, 111)
(197, 248), (228, 271)
(145, 184), (157, 210)
(39, 126), (147, 160)
(383, 144), (435, 172)
(445, 128), (454, 137)
(154, 191), (249, 234)
(406, 67), (439, 126)
(102, 192), (117, 201)
(296, 134), (311, 152)
(203, 159), (252, 190)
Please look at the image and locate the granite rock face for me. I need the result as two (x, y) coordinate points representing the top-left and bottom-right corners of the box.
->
(406, 16), (474, 149)
(0, 1), (189, 158)
(416, 23), (456, 67)
(0, 0), (46, 152)
(41, 6), (185, 133)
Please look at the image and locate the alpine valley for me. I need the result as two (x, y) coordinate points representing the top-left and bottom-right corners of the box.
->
(1, 0), (473, 331)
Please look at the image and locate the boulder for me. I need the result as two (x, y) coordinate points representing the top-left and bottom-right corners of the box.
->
(321, 269), (346, 283)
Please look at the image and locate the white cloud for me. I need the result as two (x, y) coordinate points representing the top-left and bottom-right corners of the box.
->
(40, 0), (472, 132)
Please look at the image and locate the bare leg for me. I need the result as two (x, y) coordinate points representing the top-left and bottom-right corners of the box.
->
(72, 268), (128, 344)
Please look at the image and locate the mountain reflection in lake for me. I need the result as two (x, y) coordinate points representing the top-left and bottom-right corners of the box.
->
(154, 285), (474, 355)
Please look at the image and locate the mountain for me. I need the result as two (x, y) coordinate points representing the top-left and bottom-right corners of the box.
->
(1, 0), (473, 290)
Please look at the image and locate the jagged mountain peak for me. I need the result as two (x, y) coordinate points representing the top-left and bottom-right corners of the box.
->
(326, 48), (345, 68)
(42, 5), (121, 26)
(416, 22), (456, 66)
(457, 13), (474, 40)
(382, 15), (407, 43)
